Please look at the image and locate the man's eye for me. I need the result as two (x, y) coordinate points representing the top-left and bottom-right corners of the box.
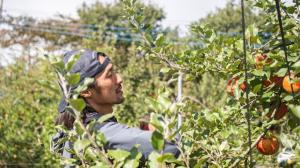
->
(107, 72), (113, 77)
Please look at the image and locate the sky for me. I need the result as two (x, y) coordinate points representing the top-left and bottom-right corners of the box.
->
(0, 0), (229, 66)
(3, 0), (229, 34)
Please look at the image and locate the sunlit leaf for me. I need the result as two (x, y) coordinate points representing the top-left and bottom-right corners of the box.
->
(151, 131), (164, 151)
(108, 149), (130, 162)
(74, 139), (91, 155)
(69, 98), (86, 112)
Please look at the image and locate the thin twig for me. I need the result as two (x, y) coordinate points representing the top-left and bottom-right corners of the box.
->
(76, 118), (112, 166)
(57, 71), (69, 98)
(182, 96), (207, 107)
(175, 140), (190, 168)
(184, 134), (220, 167)
(282, 7), (300, 24)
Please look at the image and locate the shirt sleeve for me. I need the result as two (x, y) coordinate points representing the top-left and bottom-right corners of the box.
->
(94, 121), (181, 160)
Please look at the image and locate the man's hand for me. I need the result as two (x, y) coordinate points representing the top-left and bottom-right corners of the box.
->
(140, 121), (155, 131)
(139, 114), (155, 131)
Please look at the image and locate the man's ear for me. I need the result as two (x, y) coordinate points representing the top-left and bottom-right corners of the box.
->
(80, 89), (92, 98)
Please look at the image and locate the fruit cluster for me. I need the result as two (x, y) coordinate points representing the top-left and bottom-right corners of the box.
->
(226, 53), (300, 155)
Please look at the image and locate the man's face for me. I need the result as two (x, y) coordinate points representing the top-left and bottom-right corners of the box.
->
(87, 56), (124, 105)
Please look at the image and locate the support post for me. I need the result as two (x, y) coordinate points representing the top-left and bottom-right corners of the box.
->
(177, 72), (183, 129)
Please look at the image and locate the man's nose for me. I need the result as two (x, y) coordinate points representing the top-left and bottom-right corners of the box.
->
(116, 74), (123, 84)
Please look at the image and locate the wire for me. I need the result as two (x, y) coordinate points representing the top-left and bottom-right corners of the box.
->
(3, 13), (290, 49)
(3, 20), (207, 46)
(3, 12), (132, 31)
(2, 13), (284, 48)
(1, 15), (143, 38)
(6, 21), (144, 42)
(2, 12), (158, 33)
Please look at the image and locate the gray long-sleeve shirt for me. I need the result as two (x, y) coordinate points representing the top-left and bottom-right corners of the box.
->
(51, 112), (180, 166)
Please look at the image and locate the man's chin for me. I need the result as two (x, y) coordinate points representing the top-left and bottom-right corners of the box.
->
(115, 97), (125, 104)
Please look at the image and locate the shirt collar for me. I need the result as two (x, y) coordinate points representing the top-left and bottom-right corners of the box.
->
(84, 109), (117, 125)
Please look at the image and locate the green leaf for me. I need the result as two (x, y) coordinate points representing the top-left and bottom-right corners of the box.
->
(160, 67), (170, 73)
(275, 68), (287, 77)
(292, 126), (300, 135)
(292, 60), (300, 68)
(74, 120), (84, 135)
(157, 95), (172, 109)
(145, 34), (153, 45)
(74, 139), (91, 155)
(97, 113), (114, 123)
(86, 120), (96, 132)
(90, 162), (110, 168)
(84, 147), (97, 160)
(219, 140), (229, 151)
(66, 54), (81, 71)
(65, 73), (81, 85)
(69, 98), (86, 112)
(146, 97), (160, 112)
(108, 149), (130, 162)
(96, 132), (107, 146)
(50, 136), (68, 153)
(130, 0), (137, 6)
(52, 61), (65, 72)
(193, 156), (209, 168)
(61, 158), (77, 166)
(293, 60), (300, 74)
(74, 77), (94, 94)
(252, 69), (265, 76)
(54, 124), (68, 132)
(155, 34), (165, 47)
(129, 145), (142, 160)
(157, 153), (177, 163)
(262, 91), (274, 99)
(124, 159), (139, 168)
(286, 6), (296, 14)
(150, 114), (164, 133)
(288, 105), (300, 119)
(149, 152), (160, 168)
(123, 146), (142, 168)
(151, 131), (164, 151)
(252, 84), (262, 93)
(283, 95), (293, 102)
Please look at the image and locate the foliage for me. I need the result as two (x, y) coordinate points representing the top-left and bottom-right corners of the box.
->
(121, 0), (300, 167)
(1, 0), (300, 167)
(0, 59), (60, 167)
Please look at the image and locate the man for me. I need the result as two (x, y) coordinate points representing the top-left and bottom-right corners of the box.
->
(51, 49), (180, 164)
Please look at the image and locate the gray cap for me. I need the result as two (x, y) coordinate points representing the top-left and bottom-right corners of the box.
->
(58, 49), (110, 113)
